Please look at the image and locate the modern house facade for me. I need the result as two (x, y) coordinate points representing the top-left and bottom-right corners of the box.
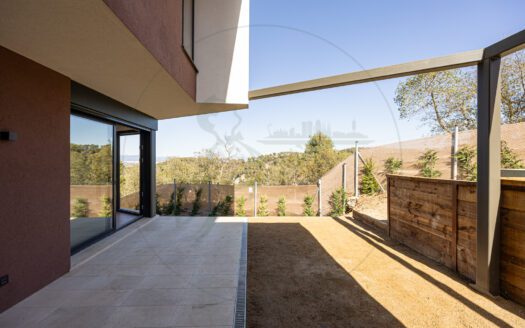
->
(0, 0), (249, 312)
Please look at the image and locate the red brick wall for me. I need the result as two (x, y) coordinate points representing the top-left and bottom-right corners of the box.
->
(0, 46), (71, 312)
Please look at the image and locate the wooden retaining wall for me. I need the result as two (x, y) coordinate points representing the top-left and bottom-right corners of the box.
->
(387, 175), (525, 305)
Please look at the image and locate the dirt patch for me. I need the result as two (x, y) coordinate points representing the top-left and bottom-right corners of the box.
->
(247, 216), (525, 327)
(354, 194), (388, 220)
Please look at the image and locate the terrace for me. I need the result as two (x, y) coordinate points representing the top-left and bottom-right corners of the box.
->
(1, 2), (525, 327)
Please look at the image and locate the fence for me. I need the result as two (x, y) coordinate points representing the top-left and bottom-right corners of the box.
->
(387, 175), (525, 305)
(155, 182), (319, 216)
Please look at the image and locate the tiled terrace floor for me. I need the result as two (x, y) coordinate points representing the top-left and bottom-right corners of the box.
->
(0, 216), (246, 328)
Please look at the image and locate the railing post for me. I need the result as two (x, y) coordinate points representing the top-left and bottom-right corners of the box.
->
(342, 163), (347, 212)
(208, 181), (212, 214)
(173, 180), (177, 216)
(354, 141), (359, 198)
(451, 126), (459, 180)
(254, 181), (258, 217)
(318, 179), (322, 216)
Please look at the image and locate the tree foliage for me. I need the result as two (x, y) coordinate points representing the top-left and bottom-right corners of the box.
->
(277, 197), (286, 216)
(361, 159), (380, 194)
(418, 150), (441, 178)
(155, 133), (349, 186)
(394, 50), (525, 133)
(72, 198), (89, 217)
(384, 157), (403, 175)
(236, 196), (247, 216)
(303, 195), (315, 216)
(455, 145), (477, 181)
(329, 188), (348, 216)
(257, 195), (269, 217)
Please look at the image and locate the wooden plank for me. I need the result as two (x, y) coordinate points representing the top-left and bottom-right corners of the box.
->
(249, 49), (483, 100)
(501, 189), (525, 212)
(457, 185), (477, 202)
(389, 204), (452, 234)
(452, 183), (458, 271)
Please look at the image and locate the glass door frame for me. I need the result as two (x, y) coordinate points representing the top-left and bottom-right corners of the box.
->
(70, 107), (148, 252)
(115, 130), (143, 217)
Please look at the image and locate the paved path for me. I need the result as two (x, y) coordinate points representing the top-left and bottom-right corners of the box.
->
(248, 216), (525, 327)
(0, 216), (246, 328)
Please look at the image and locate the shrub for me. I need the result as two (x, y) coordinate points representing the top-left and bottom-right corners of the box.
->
(257, 195), (269, 217)
(155, 193), (162, 215)
(191, 188), (203, 216)
(418, 149), (441, 178)
(236, 196), (247, 216)
(210, 194), (234, 216)
(160, 192), (174, 216)
(456, 145), (477, 181)
(303, 194), (315, 216)
(361, 158), (380, 194)
(277, 197), (286, 216)
(329, 188), (348, 216)
(384, 157), (403, 174)
(501, 141), (524, 169)
(174, 187), (185, 215)
(72, 198), (89, 217)
(99, 195), (112, 217)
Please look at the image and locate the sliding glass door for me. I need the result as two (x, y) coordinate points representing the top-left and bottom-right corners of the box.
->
(116, 128), (142, 228)
(70, 114), (145, 251)
(70, 115), (114, 250)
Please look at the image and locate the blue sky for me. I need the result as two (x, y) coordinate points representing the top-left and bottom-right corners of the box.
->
(157, 0), (525, 159)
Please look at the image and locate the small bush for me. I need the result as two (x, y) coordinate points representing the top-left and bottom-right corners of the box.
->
(191, 188), (203, 216)
(456, 145), (477, 181)
(174, 187), (185, 215)
(329, 188), (348, 216)
(303, 194), (315, 216)
(501, 141), (524, 169)
(210, 194), (234, 216)
(236, 196), (247, 216)
(72, 198), (89, 217)
(99, 195), (112, 217)
(384, 157), (403, 174)
(257, 195), (269, 217)
(155, 193), (162, 215)
(277, 197), (286, 216)
(361, 158), (380, 195)
(418, 149), (441, 178)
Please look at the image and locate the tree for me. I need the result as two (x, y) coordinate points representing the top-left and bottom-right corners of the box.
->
(277, 197), (286, 216)
(191, 188), (203, 216)
(257, 195), (269, 217)
(236, 196), (246, 216)
(501, 51), (525, 124)
(72, 198), (89, 217)
(501, 141), (524, 169)
(384, 157), (403, 175)
(303, 195), (315, 216)
(418, 150), (441, 178)
(99, 195), (112, 217)
(210, 194), (234, 216)
(395, 69), (477, 134)
(304, 133), (340, 183)
(456, 145), (477, 181)
(394, 50), (525, 134)
(361, 159), (380, 194)
(329, 188), (348, 216)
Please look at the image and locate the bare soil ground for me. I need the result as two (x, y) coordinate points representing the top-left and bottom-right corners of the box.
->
(353, 194), (388, 221)
(247, 216), (525, 327)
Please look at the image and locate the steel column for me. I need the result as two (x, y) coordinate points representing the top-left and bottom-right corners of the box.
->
(475, 56), (502, 295)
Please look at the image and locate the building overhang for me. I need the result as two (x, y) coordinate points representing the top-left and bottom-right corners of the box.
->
(0, 0), (248, 120)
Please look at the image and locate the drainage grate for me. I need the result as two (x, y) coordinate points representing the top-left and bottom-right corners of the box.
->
(233, 220), (247, 328)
